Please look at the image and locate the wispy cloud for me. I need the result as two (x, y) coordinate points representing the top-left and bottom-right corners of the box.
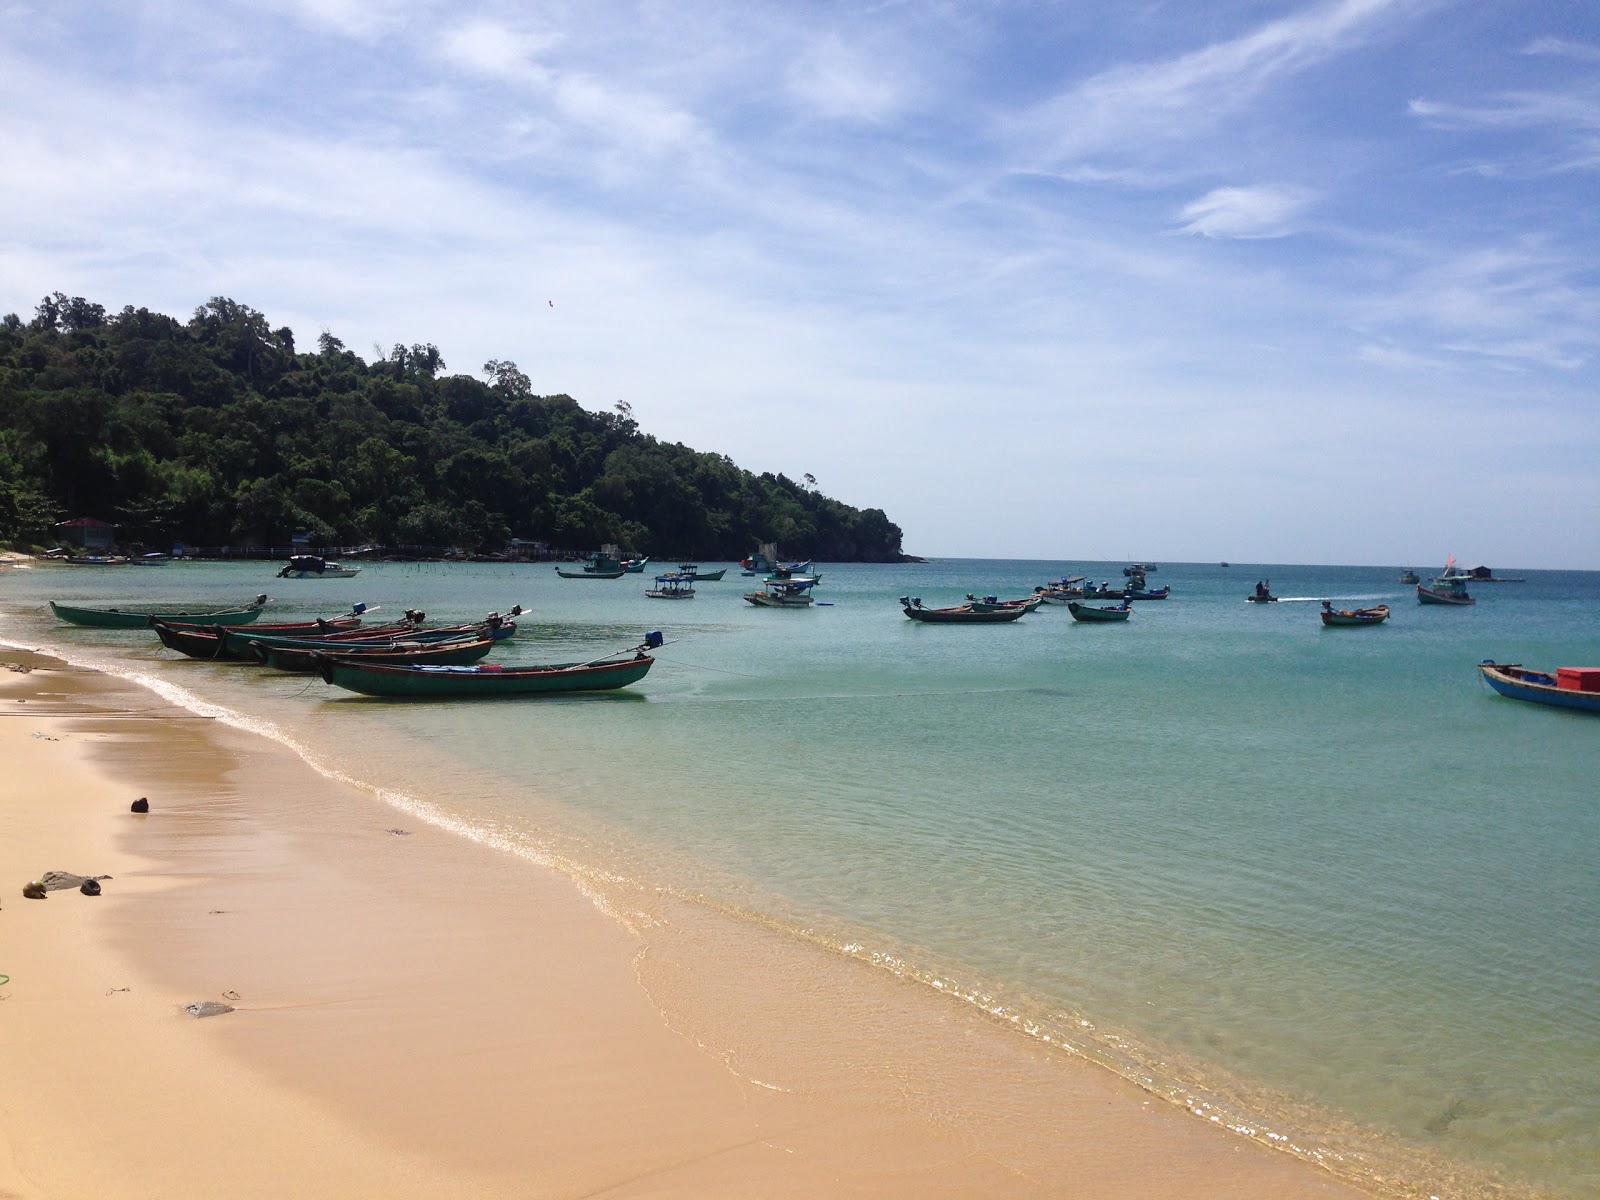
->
(1523, 36), (1600, 64)
(1177, 185), (1313, 238)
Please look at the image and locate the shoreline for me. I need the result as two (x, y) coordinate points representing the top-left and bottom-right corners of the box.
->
(2, 646), (1382, 1197)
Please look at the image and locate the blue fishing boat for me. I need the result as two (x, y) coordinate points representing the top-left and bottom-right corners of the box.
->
(1479, 662), (1600, 713)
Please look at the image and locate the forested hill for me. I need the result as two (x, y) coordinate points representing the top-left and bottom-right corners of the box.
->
(0, 293), (906, 561)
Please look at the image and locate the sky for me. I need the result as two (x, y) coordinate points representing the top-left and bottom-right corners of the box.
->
(2, 1), (1596, 568)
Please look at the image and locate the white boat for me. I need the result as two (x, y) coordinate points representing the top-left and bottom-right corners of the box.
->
(645, 574), (695, 599)
(277, 554), (362, 579)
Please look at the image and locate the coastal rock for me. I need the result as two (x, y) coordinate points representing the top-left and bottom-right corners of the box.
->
(80, 879), (102, 896)
(183, 1000), (234, 1018)
(131, 796), (149, 813)
(22, 881), (47, 899)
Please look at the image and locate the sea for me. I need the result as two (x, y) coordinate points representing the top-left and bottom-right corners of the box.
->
(3, 557), (1596, 1198)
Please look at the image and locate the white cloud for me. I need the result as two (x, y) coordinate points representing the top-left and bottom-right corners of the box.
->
(1177, 185), (1312, 238)
(787, 33), (909, 123)
(439, 18), (557, 82)
(1523, 36), (1600, 63)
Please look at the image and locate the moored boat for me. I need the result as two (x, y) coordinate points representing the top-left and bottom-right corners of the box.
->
(1478, 662), (1600, 713)
(901, 597), (1026, 623)
(276, 554), (362, 578)
(645, 574), (695, 599)
(1125, 584), (1170, 600)
(50, 595), (270, 629)
(964, 593), (1043, 613)
(1320, 602), (1390, 627)
(1067, 600), (1131, 623)
(317, 633), (663, 698)
(676, 563), (726, 581)
(555, 552), (627, 579)
(744, 576), (818, 607)
(254, 634), (495, 673)
(1417, 580), (1473, 605)
(1399, 570), (1420, 585)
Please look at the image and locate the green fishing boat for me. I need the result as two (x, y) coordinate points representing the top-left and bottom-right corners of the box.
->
(1066, 600), (1131, 623)
(317, 633), (663, 697)
(49, 595), (269, 629)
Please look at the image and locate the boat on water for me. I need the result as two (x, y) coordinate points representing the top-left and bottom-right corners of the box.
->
(901, 597), (1027, 623)
(49, 595), (270, 629)
(277, 554), (361, 578)
(1417, 577), (1473, 605)
(744, 576), (818, 607)
(645, 574), (695, 599)
(620, 557), (650, 573)
(555, 551), (628, 579)
(1125, 584), (1170, 600)
(964, 593), (1043, 614)
(1123, 564), (1158, 576)
(1067, 600), (1131, 623)
(676, 563), (726, 581)
(153, 609), (372, 660)
(253, 633), (495, 673)
(1399, 570), (1420, 585)
(1479, 662), (1600, 714)
(1320, 601), (1390, 627)
(317, 633), (663, 698)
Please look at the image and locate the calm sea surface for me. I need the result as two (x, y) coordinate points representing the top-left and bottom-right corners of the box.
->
(4, 558), (1597, 1197)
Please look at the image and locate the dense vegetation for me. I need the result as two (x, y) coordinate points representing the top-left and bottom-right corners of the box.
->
(0, 294), (905, 561)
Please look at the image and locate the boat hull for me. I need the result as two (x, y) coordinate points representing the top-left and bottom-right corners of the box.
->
(1479, 663), (1600, 713)
(1321, 605), (1389, 627)
(319, 654), (655, 697)
(903, 604), (1025, 623)
(258, 636), (494, 673)
(1417, 584), (1473, 605)
(1067, 601), (1130, 623)
(50, 600), (266, 628)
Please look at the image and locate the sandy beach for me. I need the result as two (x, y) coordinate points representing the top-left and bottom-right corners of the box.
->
(0, 647), (1376, 1199)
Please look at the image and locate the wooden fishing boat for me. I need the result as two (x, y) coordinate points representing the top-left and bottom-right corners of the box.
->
(152, 614), (370, 661)
(645, 574), (695, 599)
(555, 551), (628, 579)
(621, 557), (650, 573)
(1479, 662), (1600, 714)
(1320, 602), (1390, 627)
(276, 555), (362, 578)
(317, 634), (663, 697)
(901, 597), (1026, 623)
(1417, 580), (1473, 605)
(1067, 601), (1131, 623)
(55, 555), (131, 566)
(676, 564), (726, 581)
(50, 595), (269, 629)
(1125, 585), (1170, 600)
(1123, 564), (1158, 576)
(744, 575), (819, 607)
(1399, 570), (1420, 585)
(254, 634), (495, 673)
(1081, 584), (1129, 600)
(964, 593), (1043, 614)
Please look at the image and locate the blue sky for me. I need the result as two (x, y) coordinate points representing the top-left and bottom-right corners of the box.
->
(3, 1), (1596, 567)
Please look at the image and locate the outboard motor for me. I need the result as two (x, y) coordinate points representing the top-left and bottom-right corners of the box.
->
(643, 630), (665, 650)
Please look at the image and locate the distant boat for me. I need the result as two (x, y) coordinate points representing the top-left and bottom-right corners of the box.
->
(964, 593), (1043, 613)
(1418, 560), (1473, 605)
(620, 557), (650, 573)
(50, 595), (269, 629)
(645, 574), (695, 599)
(1479, 662), (1600, 714)
(1248, 580), (1277, 602)
(1399, 570), (1420, 585)
(745, 576), (818, 607)
(1123, 564), (1157, 576)
(56, 555), (131, 566)
(1125, 584), (1170, 600)
(676, 563), (726, 581)
(277, 554), (361, 578)
(556, 552), (627, 579)
(900, 597), (1026, 623)
(1067, 600), (1131, 623)
(1320, 602), (1390, 627)
(1032, 577), (1086, 603)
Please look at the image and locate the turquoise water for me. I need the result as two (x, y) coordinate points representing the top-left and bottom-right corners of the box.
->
(5, 558), (1597, 1197)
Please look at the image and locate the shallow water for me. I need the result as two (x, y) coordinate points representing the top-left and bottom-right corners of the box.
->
(5, 557), (1597, 1197)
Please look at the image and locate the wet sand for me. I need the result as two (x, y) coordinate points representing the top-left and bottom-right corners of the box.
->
(0, 648), (1374, 1198)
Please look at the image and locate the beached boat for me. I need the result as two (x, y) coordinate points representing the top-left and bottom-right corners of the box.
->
(1320, 602), (1390, 627)
(54, 555), (132, 566)
(317, 634), (663, 698)
(744, 576), (818, 607)
(153, 612), (370, 660)
(276, 555), (362, 578)
(49, 595), (270, 629)
(254, 634), (495, 673)
(901, 597), (1026, 623)
(676, 564), (726, 581)
(1067, 601), (1131, 623)
(645, 574), (695, 599)
(1479, 662), (1600, 714)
